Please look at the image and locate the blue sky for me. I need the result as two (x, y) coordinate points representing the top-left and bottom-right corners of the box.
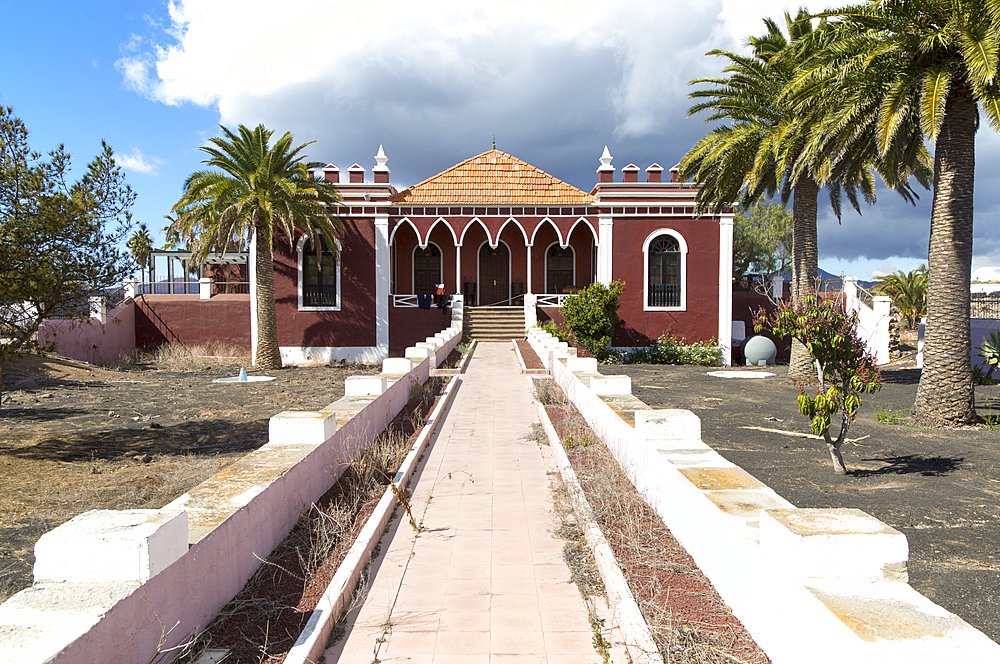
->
(4, 0), (999, 282)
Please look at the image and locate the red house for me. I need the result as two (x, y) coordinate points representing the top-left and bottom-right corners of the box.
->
(262, 146), (734, 365)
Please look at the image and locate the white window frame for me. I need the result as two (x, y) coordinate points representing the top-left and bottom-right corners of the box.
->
(643, 228), (688, 312)
(297, 234), (342, 311)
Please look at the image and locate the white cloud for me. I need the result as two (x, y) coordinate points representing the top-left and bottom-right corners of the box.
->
(116, 147), (164, 176)
(116, 0), (998, 266)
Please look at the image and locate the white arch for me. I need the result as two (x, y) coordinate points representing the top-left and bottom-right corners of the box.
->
(425, 217), (459, 248)
(459, 217), (493, 248)
(498, 217), (529, 246)
(567, 217), (598, 243)
(388, 217), (420, 246)
(296, 232), (343, 311)
(530, 217), (564, 248)
(642, 228), (688, 312)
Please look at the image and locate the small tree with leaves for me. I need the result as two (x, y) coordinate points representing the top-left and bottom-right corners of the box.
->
(755, 295), (881, 474)
(0, 105), (135, 400)
(560, 281), (625, 362)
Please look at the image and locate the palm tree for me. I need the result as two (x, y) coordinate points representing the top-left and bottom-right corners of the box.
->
(874, 265), (928, 328)
(806, 0), (1000, 425)
(169, 124), (341, 369)
(681, 10), (927, 380)
(127, 223), (153, 286)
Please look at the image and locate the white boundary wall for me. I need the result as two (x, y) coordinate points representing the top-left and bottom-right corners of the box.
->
(0, 325), (463, 664)
(526, 327), (1000, 664)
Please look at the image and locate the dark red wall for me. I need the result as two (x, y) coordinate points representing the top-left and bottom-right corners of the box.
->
(389, 306), (452, 356)
(273, 218), (377, 348)
(135, 294), (250, 350)
(613, 218), (720, 346)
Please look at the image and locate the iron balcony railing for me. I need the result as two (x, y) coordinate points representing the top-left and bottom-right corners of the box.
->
(303, 284), (338, 307)
(648, 284), (680, 307)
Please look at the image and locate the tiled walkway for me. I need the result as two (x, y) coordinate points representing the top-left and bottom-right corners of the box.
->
(324, 342), (601, 663)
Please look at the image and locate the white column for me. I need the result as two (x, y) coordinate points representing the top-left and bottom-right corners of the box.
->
(843, 276), (859, 315)
(249, 229), (259, 367)
(597, 215), (613, 285)
(199, 277), (212, 300)
(123, 278), (138, 299)
(526, 244), (533, 294)
(89, 296), (107, 324)
(524, 293), (538, 328)
(771, 275), (784, 300)
(455, 244), (462, 295)
(375, 215), (390, 358)
(718, 214), (734, 366)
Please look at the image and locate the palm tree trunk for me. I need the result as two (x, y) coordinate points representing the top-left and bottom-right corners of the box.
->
(788, 176), (819, 383)
(254, 221), (283, 370)
(913, 91), (976, 425)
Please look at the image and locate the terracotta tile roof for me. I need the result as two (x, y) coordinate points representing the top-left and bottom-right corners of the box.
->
(392, 150), (593, 206)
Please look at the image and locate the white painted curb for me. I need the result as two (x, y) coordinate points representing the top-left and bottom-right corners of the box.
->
(283, 372), (462, 664)
(533, 394), (663, 664)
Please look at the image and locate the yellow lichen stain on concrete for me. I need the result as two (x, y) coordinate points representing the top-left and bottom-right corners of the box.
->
(679, 467), (766, 491)
(703, 490), (788, 517)
(809, 587), (967, 642)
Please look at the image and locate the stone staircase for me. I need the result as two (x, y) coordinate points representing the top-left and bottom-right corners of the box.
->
(463, 306), (526, 341)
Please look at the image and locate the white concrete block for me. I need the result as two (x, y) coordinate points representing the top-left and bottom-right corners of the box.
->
(760, 508), (909, 583)
(405, 346), (431, 360)
(567, 356), (598, 373)
(424, 337), (444, 349)
(381, 357), (411, 375)
(269, 410), (337, 444)
(591, 375), (631, 396)
(345, 375), (387, 397)
(635, 409), (702, 445)
(33, 510), (187, 583)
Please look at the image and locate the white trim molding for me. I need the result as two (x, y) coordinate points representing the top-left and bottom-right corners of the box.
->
(597, 215), (613, 285)
(280, 345), (387, 364)
(642, 228), (688, 312)
(718, 214), (734, 366)
(375, 215), (390, 357)
(296, 234), (343, 312)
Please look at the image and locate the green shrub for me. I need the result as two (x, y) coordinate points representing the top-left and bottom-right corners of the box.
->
(976, 329), (1000, 380)
(540, 320), (569, 343)
(610, 333), (723, 366)
(560, 281), (625, 362)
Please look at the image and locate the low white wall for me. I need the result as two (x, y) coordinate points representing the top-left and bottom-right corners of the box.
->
(0, 324), (463, 664)
(529, 327), (1000, 663)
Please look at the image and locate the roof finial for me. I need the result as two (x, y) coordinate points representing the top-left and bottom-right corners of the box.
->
(373, 144), (388, 172)
(598, 146), (614, 172)
(492, 135), (496, 150)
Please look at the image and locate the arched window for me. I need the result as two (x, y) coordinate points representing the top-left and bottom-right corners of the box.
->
(645, 231), (686, 310)
(298, 235), (340, 310)
(546, 244), (575, 294)
(413, 244), (442, 295)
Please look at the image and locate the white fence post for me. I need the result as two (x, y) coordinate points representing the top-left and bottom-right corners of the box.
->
(89, 296), (107, 324)
(524, 293), (537, 329)
(199, 277), (212, 300)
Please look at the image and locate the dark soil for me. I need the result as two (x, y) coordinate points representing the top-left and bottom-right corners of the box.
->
(600, 360), (1000, 643)
(537, 377), (770, 663)
(0, 354), (379, 603)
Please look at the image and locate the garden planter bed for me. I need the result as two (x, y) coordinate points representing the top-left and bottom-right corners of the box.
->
(536, 378), (771, 663)
(177, 377), (450, 664)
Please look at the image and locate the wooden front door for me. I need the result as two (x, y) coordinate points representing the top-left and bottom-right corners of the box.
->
(478, 242), (510, 305)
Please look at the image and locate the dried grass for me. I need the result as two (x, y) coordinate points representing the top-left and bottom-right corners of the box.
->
(540, 379), (769, 664)
(131, 342), (251, 371)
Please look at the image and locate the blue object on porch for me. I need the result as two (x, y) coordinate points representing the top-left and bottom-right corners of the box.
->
(417, 294), (432, 309)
